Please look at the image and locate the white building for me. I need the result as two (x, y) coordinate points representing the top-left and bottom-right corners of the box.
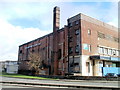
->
(5, 61), (18, 74)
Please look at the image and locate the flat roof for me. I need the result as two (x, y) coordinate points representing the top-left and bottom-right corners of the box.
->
(68, 13), (118, 31)
(19, 27), (66, 47)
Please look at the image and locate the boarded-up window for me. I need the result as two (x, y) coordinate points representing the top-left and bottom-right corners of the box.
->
(113, 37), (119, 42)
(105, 34), (112, 40)
(98, 32), (105, 39)
(58, 49), (61, 59)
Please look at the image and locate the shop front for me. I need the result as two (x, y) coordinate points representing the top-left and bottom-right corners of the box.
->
(90, 55), (120, 76)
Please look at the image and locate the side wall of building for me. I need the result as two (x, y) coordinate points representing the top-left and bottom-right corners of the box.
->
(18, 33), (54, 75)
(80, 14), (119, 76)
(18, 12), (119, 76)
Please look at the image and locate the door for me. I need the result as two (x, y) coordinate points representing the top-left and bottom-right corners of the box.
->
(86, 62), (90, 76)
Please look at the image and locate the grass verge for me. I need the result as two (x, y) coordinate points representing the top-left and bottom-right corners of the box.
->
(1, 72), (56, 80)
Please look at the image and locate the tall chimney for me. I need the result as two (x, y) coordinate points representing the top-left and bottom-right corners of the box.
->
(53, 6), (60, 32)
(53, 6), (60, 75)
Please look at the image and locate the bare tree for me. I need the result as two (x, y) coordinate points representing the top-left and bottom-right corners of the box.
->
(27, 52), (43, 75)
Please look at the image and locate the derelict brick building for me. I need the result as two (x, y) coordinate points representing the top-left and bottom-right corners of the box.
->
(18, 6), (120, 76)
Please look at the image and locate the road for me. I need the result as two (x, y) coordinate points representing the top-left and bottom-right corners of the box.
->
(0, 76), (119, 89)
(1, 83), (95, 90)
(1, 83), (115, 90)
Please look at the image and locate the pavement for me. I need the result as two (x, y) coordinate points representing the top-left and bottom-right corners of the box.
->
(1, 76), (120, 89)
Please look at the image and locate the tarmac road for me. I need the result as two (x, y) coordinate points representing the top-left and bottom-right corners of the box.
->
(1, 76), (119, 89)
(1, 83), (115, 90)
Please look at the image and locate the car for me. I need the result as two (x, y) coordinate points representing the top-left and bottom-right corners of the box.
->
(105, 73), (117, 77)
(117, 74), (120, 77)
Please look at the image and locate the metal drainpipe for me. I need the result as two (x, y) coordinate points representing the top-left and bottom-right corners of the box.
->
(68, 28), (70, 74)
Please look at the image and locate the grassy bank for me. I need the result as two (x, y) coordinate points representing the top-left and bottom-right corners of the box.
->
(1, 72), (55, 80)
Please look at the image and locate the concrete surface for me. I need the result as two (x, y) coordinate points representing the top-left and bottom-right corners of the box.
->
(1, 76), (119, 89)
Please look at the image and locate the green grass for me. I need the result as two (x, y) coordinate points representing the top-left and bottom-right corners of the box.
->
(1, 72), (56, 80)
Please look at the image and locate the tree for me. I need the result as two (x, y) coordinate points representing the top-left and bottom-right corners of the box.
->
(27, 52), (43, 75)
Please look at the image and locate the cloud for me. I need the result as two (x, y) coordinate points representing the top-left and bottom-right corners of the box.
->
(0, 2), (118, 28)
(0, 2), (62, 30)
(107, 19), (118, 27)
(103, 2), (118, 27)
(0, 0), (119, 3)
(0, 19), (51, 61)
(0, 2), (118, 61)
(58, 2), (118, 27)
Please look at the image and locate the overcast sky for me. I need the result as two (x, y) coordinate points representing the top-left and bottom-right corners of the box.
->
(0, 0), (118, 61)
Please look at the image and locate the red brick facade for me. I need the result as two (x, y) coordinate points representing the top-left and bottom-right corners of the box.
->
(18, 7), (119, 76)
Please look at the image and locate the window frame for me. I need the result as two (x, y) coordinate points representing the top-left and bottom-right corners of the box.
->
(19, 50), (22, 54)
(75, 20), (79, 25)
(108, 49), (112, 55)
(75, 45), (79, 53)
(88, 44), (91, 52)
(58, 49), (62, 59)
(103, 48), (108, 55)
(69, 47), (73, 54)
(69, 23), (72, 27)
(75, 29), (79, 35)
(116, 50), (119, 56)
(69, 36), (73, 42)
(112, 49), (116, 56)
(88, 29), (91, 35)
(98, 47), (103, 54)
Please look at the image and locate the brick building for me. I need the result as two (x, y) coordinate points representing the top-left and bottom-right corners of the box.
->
(18, 6), (120, 76)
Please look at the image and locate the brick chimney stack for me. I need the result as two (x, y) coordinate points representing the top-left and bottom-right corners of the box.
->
(53, 6), (60, 32)
(53, 6), (60, 75)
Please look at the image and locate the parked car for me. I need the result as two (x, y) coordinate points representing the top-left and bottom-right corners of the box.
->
(117, 74), (120, 77)
(105, 73), (117, 77)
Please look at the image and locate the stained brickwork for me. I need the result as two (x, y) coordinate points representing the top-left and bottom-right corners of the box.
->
(18, 7), (119, 76)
